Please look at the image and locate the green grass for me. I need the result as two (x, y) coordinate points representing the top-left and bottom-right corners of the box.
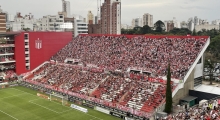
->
(0, 86), (121, 120)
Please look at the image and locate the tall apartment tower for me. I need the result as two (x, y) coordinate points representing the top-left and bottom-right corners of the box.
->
(100, 0), (121, 34)
(0, 6), (6, 32)
(87, 11), (94, 25)
(131, 18), (143, 28)
(62, 0), (70, 18)
(143, 13), (153, 27)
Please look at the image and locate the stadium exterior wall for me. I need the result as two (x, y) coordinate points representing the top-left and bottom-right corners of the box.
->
(194, 55), (205, 87)
(194, 55), (204, 79)
(172, 69), (195, 105)
(15, 32), (72, 75)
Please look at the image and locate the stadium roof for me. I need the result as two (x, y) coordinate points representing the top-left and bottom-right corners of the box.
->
(180, 96), (197, 102)
(0, 32), (20, 37)
(80, 34), (210, 39)
(194, 84), (220, 95)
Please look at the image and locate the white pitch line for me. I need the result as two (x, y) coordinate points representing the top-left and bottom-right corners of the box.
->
(28, 101), (60, 114)
(0, 93), (27, 100)
(0, 109), (18, 120)
(28, 98), (43, 102)
(28, 99), (72, 114)
(58, 109), (72, 114)
(12, 88), (103, 120)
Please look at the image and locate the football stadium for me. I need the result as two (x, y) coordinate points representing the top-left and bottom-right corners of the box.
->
(1, 31), (220, 120)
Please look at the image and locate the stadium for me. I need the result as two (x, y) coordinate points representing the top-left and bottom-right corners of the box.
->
(1, 31), (219, 120)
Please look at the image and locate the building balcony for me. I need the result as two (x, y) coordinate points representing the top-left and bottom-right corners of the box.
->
(77, 26), (88, 29)
(0, 53), (14, 56)
(0, 60), (16, 64)
(1, 39), (15, 41)
(0, 44), (15, 48)
(77, 29), (88, 32)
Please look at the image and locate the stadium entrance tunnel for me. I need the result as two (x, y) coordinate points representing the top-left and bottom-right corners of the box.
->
(189, 89), (220, 102)
(179, 96), (198, 108)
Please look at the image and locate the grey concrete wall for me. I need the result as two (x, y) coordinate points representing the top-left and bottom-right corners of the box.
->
(172, 69), (195, 105)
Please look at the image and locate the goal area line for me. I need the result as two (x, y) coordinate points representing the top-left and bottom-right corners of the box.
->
(28, 97), (72, 114)
(10, 88), (103, 120)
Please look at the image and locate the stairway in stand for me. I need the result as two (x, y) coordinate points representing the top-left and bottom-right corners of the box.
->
(89, 75), (109, 96)
(140, 87), (165, 113)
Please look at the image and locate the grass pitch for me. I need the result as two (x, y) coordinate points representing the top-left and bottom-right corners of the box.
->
(0, 86), (120, 120)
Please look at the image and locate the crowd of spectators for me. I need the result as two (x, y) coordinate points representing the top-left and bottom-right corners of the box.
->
(0, 56), (14, 62)
(163, 99), (220, 120)
(51, 35), (207, 79)
(0, 70), (16, 79)
(29, 62), (170, 112)
(0, 63), (15, 70)
(89, 71), (172, 112)
(32, 63), (107, 95)
(0, 48), (14, 54)
(97, 75), (131, 103)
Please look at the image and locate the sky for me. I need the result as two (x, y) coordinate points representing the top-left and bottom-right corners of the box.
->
(0, 0), (219, 25)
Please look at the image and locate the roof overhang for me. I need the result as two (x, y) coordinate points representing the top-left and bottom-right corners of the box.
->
(180, 96), (198, 102)
(0, 32), (20, 37)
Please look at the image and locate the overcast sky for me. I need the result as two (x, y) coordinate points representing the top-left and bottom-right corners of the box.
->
(0, 0), (219, 25)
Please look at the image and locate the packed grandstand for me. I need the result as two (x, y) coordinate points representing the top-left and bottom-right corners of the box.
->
(22, 35), (210, 119)
(165, 99), (220, 119)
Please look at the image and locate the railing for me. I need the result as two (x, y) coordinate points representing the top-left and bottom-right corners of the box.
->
(172, 37), (210, 97)
(22, 61), (49, 79)
(22, 79), (153, 119)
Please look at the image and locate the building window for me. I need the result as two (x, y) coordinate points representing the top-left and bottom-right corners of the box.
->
(26, 66), (30, 70)
(24, 34), (29, 39)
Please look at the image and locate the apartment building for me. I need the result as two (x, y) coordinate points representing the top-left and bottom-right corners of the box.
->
(0, 6), (6, 32)
(100, 0), (121, 34)
(143, 13), (153, 27)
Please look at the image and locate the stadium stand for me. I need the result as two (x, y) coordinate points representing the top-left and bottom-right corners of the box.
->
(23, 35), (209, 118)
(51, 35), (207, 79)
(164, 98), (220, 120)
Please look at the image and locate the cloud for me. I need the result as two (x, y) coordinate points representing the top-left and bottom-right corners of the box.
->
(180, 6), (207, 10)
(123, 2), (169, 8)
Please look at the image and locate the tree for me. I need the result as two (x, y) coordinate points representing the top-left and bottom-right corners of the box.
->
(164, 63), (172, 113)
(192, 29), (197, 36)
(133, 26), (142, 34)
(0, 37), (7, 44)
(141, 25), (152, 34)
(154, 20), (165, 33)
(121, 29), (135, 35)
(169, 28), (191, 35)
(207, 34), (220, 61)
(23, 28), (31, 31)
(205, 59), (215, 85)
(6, 28), (11, 32)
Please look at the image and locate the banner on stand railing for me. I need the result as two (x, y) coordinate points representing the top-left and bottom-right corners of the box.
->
(24, 79), (152, 119)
